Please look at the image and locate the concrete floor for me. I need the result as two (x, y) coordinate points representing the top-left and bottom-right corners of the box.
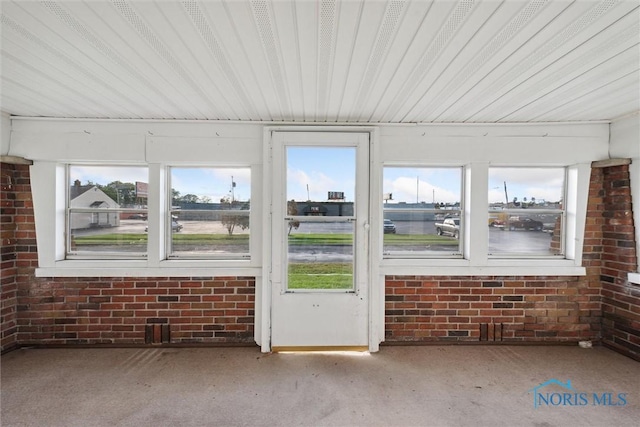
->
(1, 345), (638, 427)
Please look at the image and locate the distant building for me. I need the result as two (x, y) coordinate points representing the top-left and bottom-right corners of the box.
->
(70, 180), (120, 230)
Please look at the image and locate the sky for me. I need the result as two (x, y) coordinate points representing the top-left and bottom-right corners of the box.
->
(70, 162), (564, 206)
(488, 167), (564, 204)
(385, 167), (564, 205)
(171, 167), (251, 202)
(384, 167), (461, 204)
(70, 165), (251, 203)
(70, 165), (147, 189)
(287, 146), (355, 202)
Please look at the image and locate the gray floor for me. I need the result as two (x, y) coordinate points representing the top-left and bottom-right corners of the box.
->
(1, 345), (639, 427)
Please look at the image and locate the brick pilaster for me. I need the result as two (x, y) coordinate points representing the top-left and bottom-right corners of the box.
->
(599, 164), (639, 360)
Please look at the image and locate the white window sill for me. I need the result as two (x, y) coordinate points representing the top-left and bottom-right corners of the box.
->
(36, 260), (262, 278)
(629, 272), (640, 285)
(380, 259), (585, 277)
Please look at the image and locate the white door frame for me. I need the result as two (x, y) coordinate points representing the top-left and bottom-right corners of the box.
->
(260, 126), (381, 352)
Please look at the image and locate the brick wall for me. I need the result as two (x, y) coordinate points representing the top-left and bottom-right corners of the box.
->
(18, 276), (255, 345)
(598, 165), (640, 361)
(1, 163), (36, 352)
(385, 276), (601, 342)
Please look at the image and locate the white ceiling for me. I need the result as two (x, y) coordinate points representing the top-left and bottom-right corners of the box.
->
(1, 0), (638, 123)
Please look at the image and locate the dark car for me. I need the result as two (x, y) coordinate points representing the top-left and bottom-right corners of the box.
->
(383, 219), (396, 234)
(507, 217), (543, 231)
(128, 213), (148, 220)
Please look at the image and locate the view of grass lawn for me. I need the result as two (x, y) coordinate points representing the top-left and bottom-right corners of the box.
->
(72, 231), (455, 288)
(73, 233), (248, 245)
(383, 234), (457, 245)
(288, 233), (352, 245)
(72, 233), (148, 245)
(74, 232), (455, 246)
(173, 234), (249, 244)
(289, 233), (456, 246)
(288, 262), (353, 289)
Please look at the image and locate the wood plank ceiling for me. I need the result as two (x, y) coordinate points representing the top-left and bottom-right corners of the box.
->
(1, 0), (638, 123)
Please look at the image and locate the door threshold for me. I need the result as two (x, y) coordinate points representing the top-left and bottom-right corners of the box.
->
(272, 346), (369, 353)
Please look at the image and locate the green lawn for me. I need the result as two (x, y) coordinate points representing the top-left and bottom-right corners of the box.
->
(72, 232), (454, 289)
(288, 233), (352, 245)
(383, 233), (457, 245)
(173, 234), (249, 243)
(73, 233), (248, 245)
(72, 233), (148, 245)
(73, 232), (456, 247)
(289, 232), (456, 246)
(288, 262), (353, 289)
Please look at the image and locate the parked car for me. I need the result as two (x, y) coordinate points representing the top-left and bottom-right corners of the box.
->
(435, 218), (460, 238)
(128, 213), (148, 220)
(488, 211), (507, 228)
(507, 217), (543, 231)
(383, 219), (396, 234)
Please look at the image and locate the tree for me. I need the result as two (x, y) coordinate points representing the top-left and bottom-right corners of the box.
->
(97, 181), (136, 206)
(178, 194), (199, 203)
(287, 200), (300, 235)
(220, 195), (250, 236)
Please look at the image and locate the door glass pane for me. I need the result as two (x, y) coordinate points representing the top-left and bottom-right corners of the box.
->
(286, 146), (356, 290)
(286, 146), (355, 216)
(287, 221), (354, 290)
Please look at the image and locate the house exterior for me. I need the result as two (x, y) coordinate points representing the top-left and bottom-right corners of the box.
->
(69, 183), (121, 230)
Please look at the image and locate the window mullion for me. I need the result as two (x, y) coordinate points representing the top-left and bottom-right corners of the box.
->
(147, 163), (164, 266)
(468, 163), (489, 265)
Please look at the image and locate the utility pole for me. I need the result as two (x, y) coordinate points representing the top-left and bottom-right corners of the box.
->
(504, 181), (509, 207)
(416, 176), (419, 204)
(231, 176), (236, 202)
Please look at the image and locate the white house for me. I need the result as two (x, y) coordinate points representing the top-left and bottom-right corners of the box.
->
(69, 183), (121, 230)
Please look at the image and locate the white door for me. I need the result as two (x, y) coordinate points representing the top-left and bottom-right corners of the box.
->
(269, 131), (370, 351)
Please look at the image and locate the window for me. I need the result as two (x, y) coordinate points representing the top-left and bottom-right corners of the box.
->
(488, 167), (565, 257)
(383, 167), (463, 257)
(67, 165), (148, 258)
(168, 167), (251, 259)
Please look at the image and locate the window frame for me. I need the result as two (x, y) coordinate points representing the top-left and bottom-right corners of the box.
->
(377, 161), (591, 277)
(31, 160), (262, 278)
(23, 121), (601, 278)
